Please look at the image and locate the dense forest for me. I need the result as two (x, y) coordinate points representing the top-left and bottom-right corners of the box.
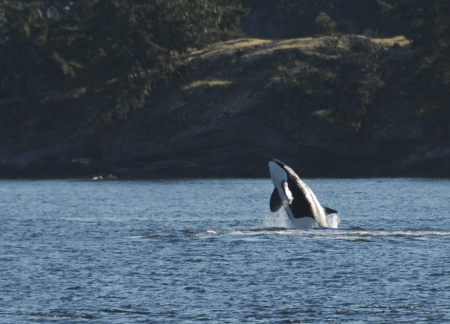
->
(0, 0), (449, 178)
(0, 0), (248, 124)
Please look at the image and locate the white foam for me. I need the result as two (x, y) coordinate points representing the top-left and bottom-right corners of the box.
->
(326, 214), (341, 229)
(264, 207), (341, 229)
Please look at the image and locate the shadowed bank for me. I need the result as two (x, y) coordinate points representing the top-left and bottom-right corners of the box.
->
(1, 36), (448, 179)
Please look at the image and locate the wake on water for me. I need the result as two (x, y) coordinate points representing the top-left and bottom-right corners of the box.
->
(138, 208), (448, 240)
(231, 226), (450, 240)
(252, 209), (450, 239)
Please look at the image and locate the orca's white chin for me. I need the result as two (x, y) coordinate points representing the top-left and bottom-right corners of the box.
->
(269, 161), (287, 184)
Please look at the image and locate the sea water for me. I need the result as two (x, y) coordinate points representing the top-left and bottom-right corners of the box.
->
(1, 178), (450, 323)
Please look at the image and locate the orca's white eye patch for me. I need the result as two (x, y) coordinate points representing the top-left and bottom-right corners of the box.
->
(282, 181), (293, 203)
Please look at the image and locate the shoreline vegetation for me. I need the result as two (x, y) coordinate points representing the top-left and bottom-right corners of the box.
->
(1, 1), (449, 179)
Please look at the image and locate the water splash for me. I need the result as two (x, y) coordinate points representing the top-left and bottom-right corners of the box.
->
(264, 208), (341, 229)
(263, 210), (289, 228)
(326, 214), (341, 229)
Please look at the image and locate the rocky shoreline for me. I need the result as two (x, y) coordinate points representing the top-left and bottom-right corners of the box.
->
(1, 121), (448, 180)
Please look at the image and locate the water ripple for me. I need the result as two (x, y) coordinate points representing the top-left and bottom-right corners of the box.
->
(1, 178), (450, 323)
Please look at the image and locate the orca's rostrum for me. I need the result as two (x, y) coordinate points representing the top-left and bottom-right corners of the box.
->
(268, 158), (338, 228)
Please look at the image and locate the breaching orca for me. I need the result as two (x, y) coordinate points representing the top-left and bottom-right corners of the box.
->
(268, 158), (338, 228)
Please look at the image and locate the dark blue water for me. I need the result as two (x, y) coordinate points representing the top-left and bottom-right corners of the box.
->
(1, 178), (450, 323)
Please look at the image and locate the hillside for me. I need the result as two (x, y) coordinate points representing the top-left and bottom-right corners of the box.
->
(1, 36), (449, 179)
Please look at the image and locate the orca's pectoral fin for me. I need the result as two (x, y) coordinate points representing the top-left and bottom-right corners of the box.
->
(270, 188), (284, 212)
(323, 206), (338, 215)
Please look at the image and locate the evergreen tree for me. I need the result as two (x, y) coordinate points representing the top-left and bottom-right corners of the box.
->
(0, 1), (82, 97)
(0, 0), (249, 124)
(394, 0), (450, 123)
(0, 1), (47, 97)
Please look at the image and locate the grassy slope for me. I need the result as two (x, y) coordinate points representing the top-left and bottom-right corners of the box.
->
(104, 36), (418, 178)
